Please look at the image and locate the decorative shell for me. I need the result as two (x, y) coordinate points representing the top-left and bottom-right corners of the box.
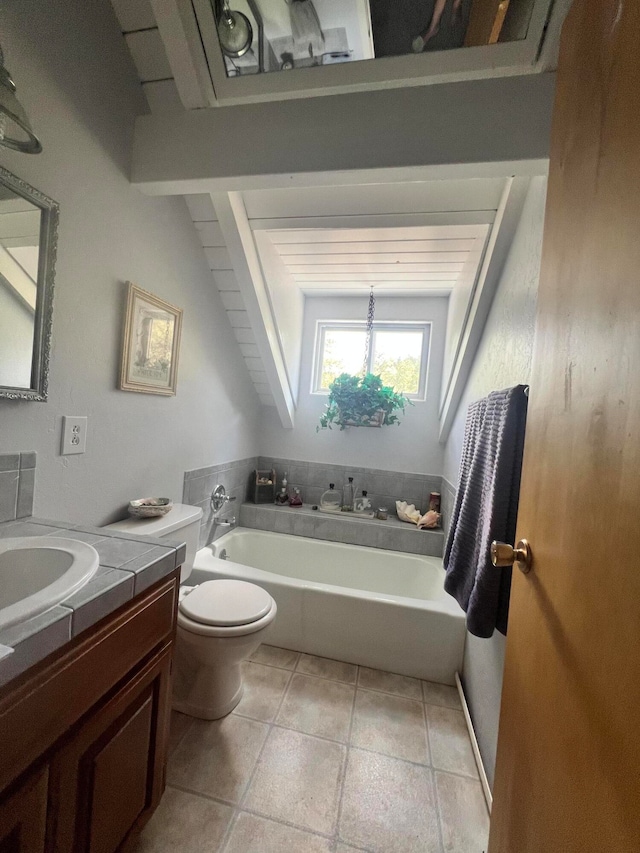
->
(396, 501), (441, 529)
(128, 497), (173, 519)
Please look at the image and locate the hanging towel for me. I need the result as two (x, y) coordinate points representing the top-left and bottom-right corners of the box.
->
(444, 385), (528, 638)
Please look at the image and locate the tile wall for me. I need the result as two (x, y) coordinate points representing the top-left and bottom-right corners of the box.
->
(239, 503), (444, 557)
(441, 478), (457, 542)
(182, 457), (258, 547)
(258, 457), (442, 518)
(184, 456), (452, 550)
(0, 452), (37, 522)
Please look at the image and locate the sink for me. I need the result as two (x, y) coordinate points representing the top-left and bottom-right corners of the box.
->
(0, 537), (99, 633)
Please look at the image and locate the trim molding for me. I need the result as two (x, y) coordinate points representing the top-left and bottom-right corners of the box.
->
(456, 671), (493, 813)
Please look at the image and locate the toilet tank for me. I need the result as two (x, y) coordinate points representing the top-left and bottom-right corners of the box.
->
(105, 503), (203, 583)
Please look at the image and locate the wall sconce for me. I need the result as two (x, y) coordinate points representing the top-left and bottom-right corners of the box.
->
(0, 46), (41, 154)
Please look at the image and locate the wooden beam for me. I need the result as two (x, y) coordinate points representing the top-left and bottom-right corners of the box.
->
(213, 193), (296, 428)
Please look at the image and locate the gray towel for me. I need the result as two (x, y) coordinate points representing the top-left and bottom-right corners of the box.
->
(444, 385), (528, 637)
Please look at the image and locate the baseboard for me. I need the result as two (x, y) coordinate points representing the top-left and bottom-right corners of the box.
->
(455, 671), (493, 813)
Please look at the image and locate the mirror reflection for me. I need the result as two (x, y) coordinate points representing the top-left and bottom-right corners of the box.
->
(0, 187), (41, 389)
(214, 0), (535, 77)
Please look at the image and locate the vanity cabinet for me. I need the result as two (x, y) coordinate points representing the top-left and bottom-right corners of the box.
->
(0, 571), (179, 853)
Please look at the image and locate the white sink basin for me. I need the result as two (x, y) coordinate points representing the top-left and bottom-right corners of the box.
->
(0, 537), (99, 633)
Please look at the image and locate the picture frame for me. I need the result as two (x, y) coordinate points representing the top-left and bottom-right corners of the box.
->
(119, 282), (183, 396)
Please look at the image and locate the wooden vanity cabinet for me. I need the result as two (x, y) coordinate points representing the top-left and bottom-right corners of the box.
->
(0, 570), (179, 853)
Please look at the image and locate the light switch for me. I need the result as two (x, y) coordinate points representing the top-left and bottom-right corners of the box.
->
(61, 416), (87, 455)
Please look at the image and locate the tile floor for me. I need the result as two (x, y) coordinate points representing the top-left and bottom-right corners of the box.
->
(135, 646), (489, 853)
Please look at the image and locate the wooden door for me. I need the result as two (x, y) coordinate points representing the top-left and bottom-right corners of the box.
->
(489, 1), (640, 850)
(0, 767), (48, 853)
(47, 645), (173, 853)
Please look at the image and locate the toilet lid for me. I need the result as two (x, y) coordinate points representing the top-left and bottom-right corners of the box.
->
(179, 579), (273, 627)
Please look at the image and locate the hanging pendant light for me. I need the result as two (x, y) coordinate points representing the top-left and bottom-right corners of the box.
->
(215, 0), (254, 58)
(0, 46), (41, 154)
(362, 286), (375, 376)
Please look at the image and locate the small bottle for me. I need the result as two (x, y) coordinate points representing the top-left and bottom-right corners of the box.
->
(281, 471), (288, 496)
(289, 487), (303, 507)
(342, 476), (355, 512)
(377, 506), (389, 521)
(275, 487), (288, 505)
(320, 483), (341, 512)
(354, 490), (372, 514)
(429, 492), (441, 513)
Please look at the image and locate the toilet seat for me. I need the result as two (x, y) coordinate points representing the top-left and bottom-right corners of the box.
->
(177, 579), (277, 638)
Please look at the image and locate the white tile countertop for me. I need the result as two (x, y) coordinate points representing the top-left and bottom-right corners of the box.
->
(0, 517), (186, 689)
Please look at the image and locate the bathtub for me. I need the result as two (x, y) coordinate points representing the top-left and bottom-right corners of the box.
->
(190, 527), (466, 685)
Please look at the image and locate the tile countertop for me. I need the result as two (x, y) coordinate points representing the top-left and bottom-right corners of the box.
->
(0, 517), (186, 690)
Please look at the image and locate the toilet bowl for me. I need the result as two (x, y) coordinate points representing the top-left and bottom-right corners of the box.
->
(104, 503), (277, 720)
(173, 579), (277, 719)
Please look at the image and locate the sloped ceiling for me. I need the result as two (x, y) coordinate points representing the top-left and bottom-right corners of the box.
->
(265, 224), (489, 295)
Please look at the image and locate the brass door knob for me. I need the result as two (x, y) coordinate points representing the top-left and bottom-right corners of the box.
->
(491, 539), (532, 574)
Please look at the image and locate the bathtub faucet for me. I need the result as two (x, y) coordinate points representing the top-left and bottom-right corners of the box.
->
(211, 484), (237, 514)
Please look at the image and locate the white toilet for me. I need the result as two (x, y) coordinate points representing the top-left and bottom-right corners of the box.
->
(105, 503), (277, 720)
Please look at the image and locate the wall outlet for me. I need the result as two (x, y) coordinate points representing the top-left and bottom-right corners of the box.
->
(61, 416), (87, 455)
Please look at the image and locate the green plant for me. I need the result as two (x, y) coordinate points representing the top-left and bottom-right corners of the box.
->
(317, 373), (412, 431)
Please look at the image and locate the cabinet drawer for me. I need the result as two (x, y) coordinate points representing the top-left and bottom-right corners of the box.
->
(0, 572), (179, 795)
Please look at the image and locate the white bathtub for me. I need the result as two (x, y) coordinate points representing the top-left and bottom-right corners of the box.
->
(191, 527), (465, 684)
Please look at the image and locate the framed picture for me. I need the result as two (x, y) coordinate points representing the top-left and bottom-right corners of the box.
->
(120, 283), (183, 396)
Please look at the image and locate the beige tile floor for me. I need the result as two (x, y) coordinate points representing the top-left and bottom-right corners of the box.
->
(135, 646), (489, 853)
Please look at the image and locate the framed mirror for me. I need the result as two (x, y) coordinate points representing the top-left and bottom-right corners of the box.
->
(0, 166), (58, 401)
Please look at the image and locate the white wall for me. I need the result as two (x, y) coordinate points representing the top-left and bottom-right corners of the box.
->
(0, 0), (259, 526)
(443, 176), (547, 785)
(259, 294), (448, 474)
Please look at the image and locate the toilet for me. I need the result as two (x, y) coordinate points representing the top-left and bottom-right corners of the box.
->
(105, 503), (277, 720)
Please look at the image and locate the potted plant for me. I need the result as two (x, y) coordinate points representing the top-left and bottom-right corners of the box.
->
(317, 373), (412, 431)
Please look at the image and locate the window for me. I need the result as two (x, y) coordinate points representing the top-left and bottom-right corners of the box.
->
(313, 322), (431, 399)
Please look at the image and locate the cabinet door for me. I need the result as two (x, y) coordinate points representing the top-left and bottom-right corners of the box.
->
(0, 766), (48, 853)
(48, 645), (172, 853)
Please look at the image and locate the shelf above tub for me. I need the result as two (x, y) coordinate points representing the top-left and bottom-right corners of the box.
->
(239, 503), (443, 558)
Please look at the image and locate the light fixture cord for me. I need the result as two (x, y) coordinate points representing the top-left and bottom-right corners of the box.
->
(363, 286), (375, 375)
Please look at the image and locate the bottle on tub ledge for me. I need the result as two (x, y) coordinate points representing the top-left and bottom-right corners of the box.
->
(289, 487), (303, 507)
(275, 471), (289, 505)
(320, 483), (341, 513)
(353, 490), (374, 518)
(341, 476), (355, 512)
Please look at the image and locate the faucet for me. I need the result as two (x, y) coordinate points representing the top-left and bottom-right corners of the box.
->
(210, 484), (237, 529)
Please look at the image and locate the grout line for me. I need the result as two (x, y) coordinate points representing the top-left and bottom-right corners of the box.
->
(429, 765), (447, 853)
(168, 714), (195, 758)
(333, 669), (360, 844)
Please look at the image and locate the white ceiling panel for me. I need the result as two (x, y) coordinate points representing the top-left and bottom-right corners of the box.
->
(111, 0), (156, 32)
(185, 194), (217, 221)
(265, 223), (489, 295)
(242, 179), (505, 220)
(125, 29), (172, 82)
(196, 221), (226, 247)
(205, 247), (232, 270)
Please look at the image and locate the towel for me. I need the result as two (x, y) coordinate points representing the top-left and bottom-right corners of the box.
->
(444, 385), (528, 637)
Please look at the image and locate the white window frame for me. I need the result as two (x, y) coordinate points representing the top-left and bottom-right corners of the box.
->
(312, 320), (431, 401)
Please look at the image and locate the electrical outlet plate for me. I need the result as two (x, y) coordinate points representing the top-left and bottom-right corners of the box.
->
(61, 416), (87, 455)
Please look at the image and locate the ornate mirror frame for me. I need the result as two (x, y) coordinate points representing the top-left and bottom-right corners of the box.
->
(0, 166), (59, 402)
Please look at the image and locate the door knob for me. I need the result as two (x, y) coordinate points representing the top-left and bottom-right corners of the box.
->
(491, 539), (532, 574)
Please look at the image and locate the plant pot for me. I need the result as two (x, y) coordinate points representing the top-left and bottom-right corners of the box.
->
(342, 409), (385, 428)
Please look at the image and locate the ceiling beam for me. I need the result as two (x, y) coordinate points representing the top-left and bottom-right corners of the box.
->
(132, 74), (553, 195)
(438, 176), (531, 441)
(213, 192), (296, 428)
